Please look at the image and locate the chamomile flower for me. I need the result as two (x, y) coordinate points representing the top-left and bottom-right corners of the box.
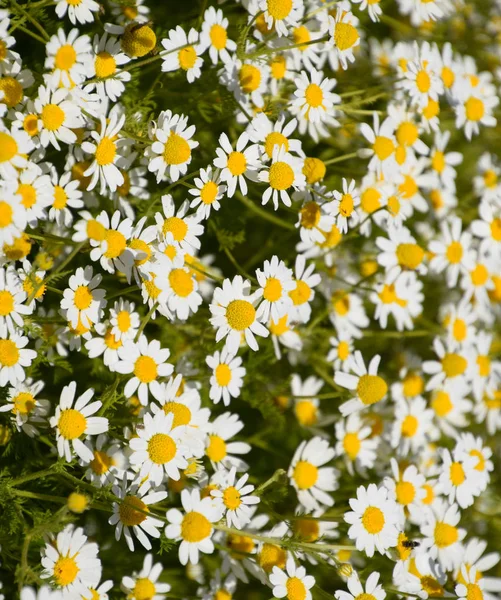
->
(376, 224), (426, 283)
(437, 448), (483, 509)
(429, 381), (472, 438)
(391, 396), (436, 455)
(109, 475), (167, 552)
(255, 255), (294, 323)
(335, 352), (388, 416)
(129, 410), (194, 486)
(455, 88), (498, 140)
(0, 124), (33, 180)
(259, 145), (306, 209)
(0, 184), (27, 247)
(35, 86), (83, 150)
(82, 114), (130, 194)
(55, 0), (99, 25)
(335, 413), (379, 473)
(109, 299), (140, 342)
(155, 195), (204, 254)
(455, 433), (494, 492)
(0, 332), (36, 386)
(331, 179), (360, 233)
(90, 210), (135, 277)
(259, 0), (302, 37)
(423, 337), (472, 391)
(165, 488), (223, 565)
(189, 166), (226, 219)
(200, 7), (236, 65)
(121, 553), (171, 600)
(155, 257), (203, 321)
(292, 68), (340, 125)
(207, 348), (246, 407)
(161, 27), (204, 83)
(344, 484), (400, 557)
(84, 33), (131, 102)
(48, 171), (84, 227)
(115, 335), (174, 405)
(420, 500), (466, 570)
(15, 167), (52, 227)
(60, 266), (106, 329)
(0, 266), (32, 336)
(147, 110), (199, 183)
(83, 433), (125, 487)
(288, 255), (321, 324)
(360, 113), (398, 177)
(40, 525), (101, 599)
(44, 28), (91, 89)
(429, 217), (475, 288)
(211, 466), (260, 529)
(291, 374), (322, 428)
(270, 557), (315, 600)
(209, 275), (268, 354)
(205, 411), (251, 471)
(50, 380), (108, 462)
(384, 458), (427, 526)
(335, 573), (386, 600)
(213, 131), (260, 198)
(328, 8), (361, 70)
(289, 436), (337, 512)
(0, 379), (49, 437)
(248, 112), (302, 163)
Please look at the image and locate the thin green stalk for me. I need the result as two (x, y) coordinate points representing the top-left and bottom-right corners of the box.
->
(323, 152), (359, 165)
(11, 0), (50, 41)
(235, 192), (296, 231)
(16, 23), (46, 43)
(135, 301), (158, 341)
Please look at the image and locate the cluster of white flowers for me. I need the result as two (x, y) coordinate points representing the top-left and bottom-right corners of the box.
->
(1, 0), (501, 598)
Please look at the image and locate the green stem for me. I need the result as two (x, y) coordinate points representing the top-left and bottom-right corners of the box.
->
(107, 284), (140, 300)
(16, 23), (46, 43)
(135, 302), (158, 341)
(235, 192), (296, 231)
(254, 469), (286, 496)
(323, 152), (359, 166)
(11, 0), (50, 41)
(13, 489), (68, 504)
(10, 468), (56, 487)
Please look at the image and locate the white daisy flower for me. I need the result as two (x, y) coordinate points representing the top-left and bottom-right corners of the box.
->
(437, 448), (483, 509)
(209, 275), (269, 354)
(259, 145), (306, 209)
(155, 195), (204, 254)
(200, 6), (236, 65)
(331, 178), (360, 233)
(344, 483), (400, 557)
(291, 374), (323, 428)
(109, 475), (167, 552)
(60, 266), (106, 330)
(292, 68), (340, 125)
(328, 8), (361, 70)
(455, 88), (498, 141)
(429, 216), (475, 288)
(288, 255), (321, 324)
(121, 553), (171, 600)
(50, 380), (108, 462)
(0, 184), (27, 247)
(0, 379), (49, 437)
(420, 500), (466, 570)
(288, 436), (338, 512)
(84, 33), (131, 102)
(165, 488), (223, 565)
(0, 124), (33, 180)
(115, 335), (174, 405)
(213, 131), (260, 198)
(335, 573), (386, 600)
(40, 525), (101, 599)
(205, 411), (251, 471)
(207, 347), (246, 407)
(270, 557), (315, 600)
(189, 166), (226, 219)
(335, 412), (379, 473)
(147, 110), (199, 183)
(384, 458), (427, 526)
(89, 210), (135, 277)
(423, 337), (472, 391)
(211, 466), (260, 529)
(15, 167), (52, 227)
(161, 26), (204, 83)
(155, 256), (203, 321)
(82, 433), (125, 488)
(391, 396), (436, 456)
(48, 171), (84, 227)
(0, 332), (36, 386)
(335, 351), (388, 416)
(109, 299), (140, 342)
(44, 28), (91, 89)
(55, 0), (99, 25)
(359, 113), (397, 177)
(259, 0), (302, 37)
(255, 255), (295, 323)
(0, 266), (32, 336)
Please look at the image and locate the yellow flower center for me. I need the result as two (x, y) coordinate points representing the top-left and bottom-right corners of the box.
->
(74, 285), (93, 310)
(300, 201), (321, 229)
(396, 243), (424, 269)
(289, 280), (311, 305)
(163, 401), (191, 427)
(302, 157), (325, 184)
(121, 23), (156, 58)
(334, 22), (359, 51)
(143, 275), (161, 300)
(333, 292), (350, 314)
(181, 511), (212, 542)
(446, 241), (463, 264)
(286, 577), (307, 600)
(0, 339), (19, 366)
(259, 543), (286, 572)
(441, 66), (455, 88)
(270, 55), (287, 80)
(227, 533), (255, 556)
(441, 353), (467, 377)
(304, 83), (324, 108)
(23, 114), (39, 136)
(357, 374), (388, 405)
(90, 449), (113, 475)
(133, 578), (156, 600)
(466, 584), (484, 600)
(471, 264), (488, 286)
(452, 318), (467, 342)
(396, 121), (418, 147)
(200, 180), (219, 205)
(432, 151), (445, 173)
(147, 432), (177, 464)
(17, 183), (37, 209)
(477, 354), (490, 377)
(58, 408), (87, 439)
(53, 556), (79, 586)
(206, 434), (227, 462)
(401, 415), (418, 437)
(422, 483), (434, 505)
(104, 229), (127, 259)
(432, 391), (453, 416)
(399, 175), (418, 199)
(95, 51), (116, 78)
(338, 341), (350, 361)
(0, 132), (17, 163)
(361, 188), (381, 213)
(450, 461), (466, 486)
(465, 97), (485, 121)
(86, 219), (106, 242)
(55, 45), (77, 70)
(293, 460), (318, 489)
(163, 132), (191, 166)
(295, 400), (318, 426)
(267, 0), (293, 19)
(178, 46), (197, 70)
(403, 373), (424, 397)
(215, 363), (232, 387)
(293, 518), (320, 542)
(268, 161), (295, 190)
(0, 290), (14, 316)
(362, 506), (385, 534)
(396, 480), (416, 505)
(265, 132), (289, 159)
(162, 216), (188, 242)
(0, 76), (23, 107)
(104, 329), (122, 349)
(263, 277), (283, 302)
(119, 495), (148, 526)
(293, 25), (311, 50)
(95, 137), (116, 166)
(13, 392), (36, 415)
(223, 486), (242, 510)
(226, 299), (255, 330)
(169, 268), (194, 297)
(343, 432), (361, 459)
(470, 449), (485, 472)
(227, 151), (247, 176)
(53, 186), (68, 209)
(67, 492), (88, 514)
(115, 310), (131, 333)
(423, 98), (440, 120)
(339, 193), (354, 217)
(434, 522), (458, 547)
(239, 64), (261, 93)
(421, 577), (444, 597)
(373, 136), (395, 160)
(210, 24), (227, 50)
(129, 239), (151, 266)
(416, 69), (431, 92)
(387, 195), (400, 216)
(134, 355), (158, 383)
